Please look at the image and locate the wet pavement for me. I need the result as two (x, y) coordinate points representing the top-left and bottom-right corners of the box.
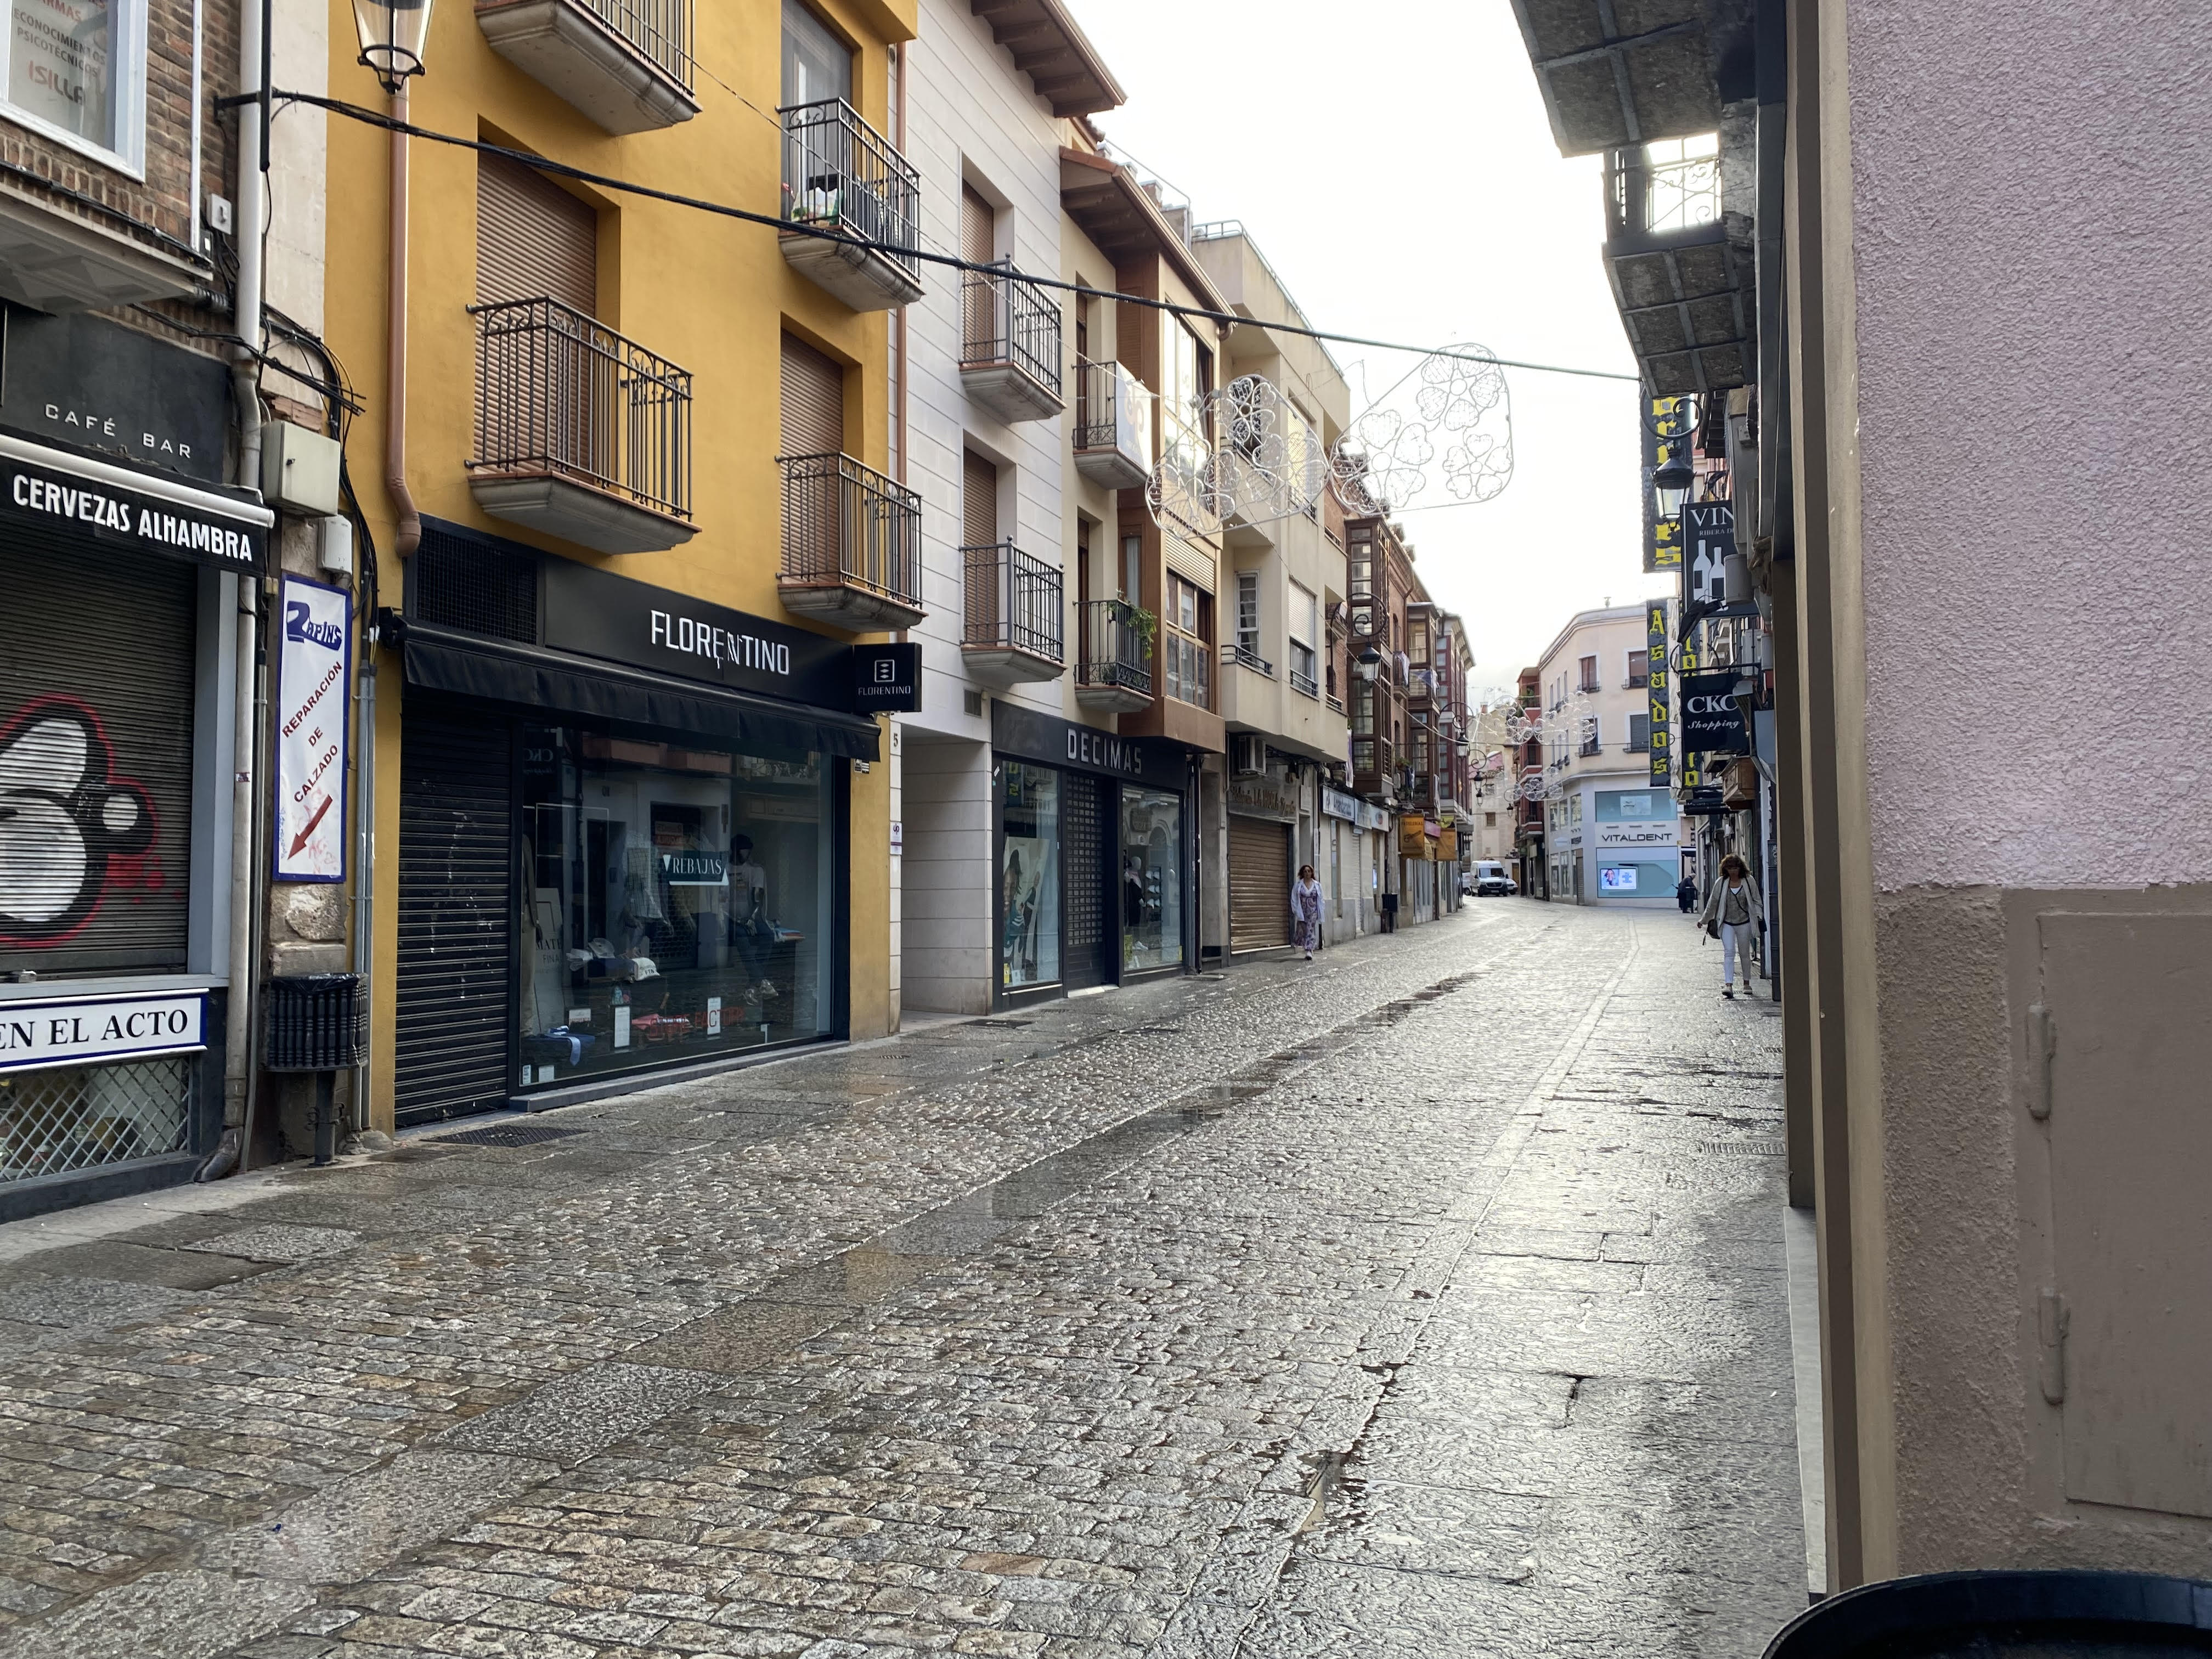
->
(0, 901), (1801, 1659)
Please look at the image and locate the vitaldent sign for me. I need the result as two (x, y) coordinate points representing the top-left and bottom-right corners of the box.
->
(0, 989), (208, 1074)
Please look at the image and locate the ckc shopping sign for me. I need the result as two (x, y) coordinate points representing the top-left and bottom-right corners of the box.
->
(273, 575), (352, 882)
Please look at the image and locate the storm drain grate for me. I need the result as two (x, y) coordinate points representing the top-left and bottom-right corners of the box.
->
(1700, 1138), (1786, 1156)
(967, 1019), (1034, 1030)
(434, 1121), (590, 1149)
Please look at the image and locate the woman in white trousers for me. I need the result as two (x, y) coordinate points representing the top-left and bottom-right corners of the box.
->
(1696, 854), (1765, 999)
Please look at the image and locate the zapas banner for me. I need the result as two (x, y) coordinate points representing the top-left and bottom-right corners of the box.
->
(274, 575), (352, 883)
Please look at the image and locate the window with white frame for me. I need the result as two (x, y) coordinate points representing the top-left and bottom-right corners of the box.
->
(5, 0), (149, 171)
(1288, 580), (1317, 696)
(1235, 569), (1259, 659)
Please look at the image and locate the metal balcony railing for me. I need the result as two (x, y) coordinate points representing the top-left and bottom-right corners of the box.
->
(578, 0), (691, 90)
(780, 98), (921, 275)
(1073, 358), (1154, 462)
(1291, 668), (1319, 699)
(962, 541), (1063, 663)
(1222, 640), (1274, 678)
(469, 297), (692, 522)
(961, 266), (1062, 399)
(1076, 600), (1152, 697)
(1606, 139), (1722, 240)
(777, 451), (922, 608)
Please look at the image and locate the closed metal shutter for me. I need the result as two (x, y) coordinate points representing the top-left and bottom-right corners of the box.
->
(394, 707), (513, 1124)
(1062, 772), (1108, 991)
(476, 152), (597, 311)
(0, 541), (196, 975)
(1227, 814), (1289, 953)
(779, 332), (844, 458)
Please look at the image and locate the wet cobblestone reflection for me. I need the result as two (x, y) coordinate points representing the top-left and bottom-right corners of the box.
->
(0, 904), (1799, 1658)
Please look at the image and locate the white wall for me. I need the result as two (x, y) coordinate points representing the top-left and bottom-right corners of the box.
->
(900, 735), (991, 1013)
(903, 0), (1069, 744)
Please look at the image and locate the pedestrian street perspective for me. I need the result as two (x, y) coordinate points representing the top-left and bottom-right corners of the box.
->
(2, 0), (2210, 1651)
(2, 910), (1818, 1659)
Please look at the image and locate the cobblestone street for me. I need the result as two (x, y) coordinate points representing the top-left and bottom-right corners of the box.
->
(0, 903), (1802, 1659)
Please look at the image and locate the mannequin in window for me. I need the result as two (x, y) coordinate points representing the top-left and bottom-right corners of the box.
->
(730, 834), (777, 1005)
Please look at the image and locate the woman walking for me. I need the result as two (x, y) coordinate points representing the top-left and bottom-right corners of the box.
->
(1291, 864), (1324, 961)
(1697, 853), (1764, 999)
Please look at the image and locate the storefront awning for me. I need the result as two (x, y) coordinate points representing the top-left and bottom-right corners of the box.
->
(398, 619), (880, 762)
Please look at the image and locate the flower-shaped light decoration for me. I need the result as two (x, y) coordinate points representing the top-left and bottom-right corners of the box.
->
(1145, 409), (1227, 539)
(1214, 375), (1329, 527)
(1330, 345), (1514, 517)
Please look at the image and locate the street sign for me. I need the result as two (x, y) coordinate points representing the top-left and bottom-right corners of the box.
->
(1686, 499), (1735, 610)
(1645, 601), (1671, 785)
(1679, 670), (1751, 757)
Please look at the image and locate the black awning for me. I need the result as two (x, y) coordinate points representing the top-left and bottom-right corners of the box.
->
(398, 620), (880, 763)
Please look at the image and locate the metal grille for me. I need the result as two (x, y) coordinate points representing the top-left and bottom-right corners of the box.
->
(413, 526), (539, 642)
(1063, 772), (1108, 991)
(962, 542), (1063, 664)
(577, 0), (692, 92)
(1700, 1138), (1786, 1156)
(960, 268), (1063, 401)
(0, 1059), (191, 1183)
(1075, 601), (1152, 697)
(779, 99), (921, 280)
(436, 1120), (589, 1149)
(469, 297), (693, 524)
(777, 452), (922, 607)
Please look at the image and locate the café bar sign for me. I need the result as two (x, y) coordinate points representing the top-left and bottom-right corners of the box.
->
(0, 989), (209, 1075)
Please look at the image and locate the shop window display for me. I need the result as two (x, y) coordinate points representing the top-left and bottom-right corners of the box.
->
(1001, 763), (1060, 989)
(516, 725), (833, 1088)
(1119, 786), (1182, 971)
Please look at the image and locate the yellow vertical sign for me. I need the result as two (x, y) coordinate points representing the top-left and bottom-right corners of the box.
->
(1646, 600), (1671, 785)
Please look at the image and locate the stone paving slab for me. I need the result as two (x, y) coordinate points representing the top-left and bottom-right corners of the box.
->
(0, 904), (1800, 1658)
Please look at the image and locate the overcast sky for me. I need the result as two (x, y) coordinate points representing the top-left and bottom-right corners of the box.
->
(1069, 0), (1669, 697)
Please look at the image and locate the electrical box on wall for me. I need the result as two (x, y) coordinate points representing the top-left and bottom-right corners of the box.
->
(261, 420), (342, 516)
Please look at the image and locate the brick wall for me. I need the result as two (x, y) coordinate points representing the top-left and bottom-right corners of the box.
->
(0, 0), (229, 275)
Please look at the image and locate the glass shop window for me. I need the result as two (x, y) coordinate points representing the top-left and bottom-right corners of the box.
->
(4, 0), (146, 169)
(1001, 762), (1060, 989)
(515, 725), (834, 1089)
(1120, 786), (1182, 972)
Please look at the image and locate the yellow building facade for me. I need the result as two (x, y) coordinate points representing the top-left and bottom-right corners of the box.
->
(329, 0), (916, 1127)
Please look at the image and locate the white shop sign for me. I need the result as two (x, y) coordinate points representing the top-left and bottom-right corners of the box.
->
(0, 989), (208, 1074)
(273, 575), (352, 882)
(1596, 820), (1678, 849)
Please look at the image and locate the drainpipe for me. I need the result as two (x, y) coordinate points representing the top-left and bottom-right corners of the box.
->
(387, 80), (420, 558)
(205, 0), (269, 1181)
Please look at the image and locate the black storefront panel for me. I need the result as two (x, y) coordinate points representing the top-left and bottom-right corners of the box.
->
(0, 539), (198, 975)
(1061, 773), (1111, 992)
(394, 710), (515, 1124)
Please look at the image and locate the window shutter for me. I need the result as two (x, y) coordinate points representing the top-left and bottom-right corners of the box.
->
(476, 153), (597, 313)
(961, 184), (994, 265)
(962, 450), (997, 549)
(779, 332), (844, 458)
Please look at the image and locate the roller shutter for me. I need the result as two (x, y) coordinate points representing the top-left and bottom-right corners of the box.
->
(962, 184), (996, 353)
(962, 450), (997, 548)
(476, 153), (597, 311)
(780, 332), (845, 459)
(394, 708), (514, 1124)
(0, 541), (196, 975)
(1227, 814), (1289, 953)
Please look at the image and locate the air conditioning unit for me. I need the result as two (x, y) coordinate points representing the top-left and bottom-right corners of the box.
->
(1231, 734), (1267, 776)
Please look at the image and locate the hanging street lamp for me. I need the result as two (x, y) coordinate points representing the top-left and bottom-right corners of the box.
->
(352, 0), (436, 91)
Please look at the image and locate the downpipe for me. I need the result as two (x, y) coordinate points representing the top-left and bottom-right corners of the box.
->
(387, 80), (420, 558)
(202, 0), (268, 1183)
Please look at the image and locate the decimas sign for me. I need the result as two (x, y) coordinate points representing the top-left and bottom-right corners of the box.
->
(274, 575), (352, 882)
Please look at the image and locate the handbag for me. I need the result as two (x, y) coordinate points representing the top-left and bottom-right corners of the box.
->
(1705, 919), (1720, 940)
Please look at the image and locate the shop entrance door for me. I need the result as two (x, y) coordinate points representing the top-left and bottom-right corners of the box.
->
(1061, 772), (1113, 991)
(1228, 814), (1290, 953)
(394, 708), (515, 1125)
